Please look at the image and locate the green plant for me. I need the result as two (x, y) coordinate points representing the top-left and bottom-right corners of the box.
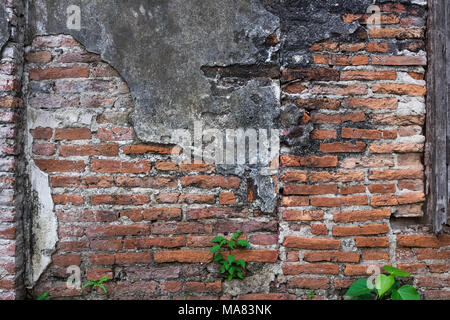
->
(82, 275), (110, 293)
(345, 265), (420, 300)
(37, 292), (51, 300)
(307, 290), (315, 299)
(184, 292), (193, 300)
(210, 231), (250, 280)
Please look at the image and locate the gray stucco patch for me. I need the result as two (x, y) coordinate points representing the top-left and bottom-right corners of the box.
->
(27, 0), (281, 143)
(0, 1), (8, 50)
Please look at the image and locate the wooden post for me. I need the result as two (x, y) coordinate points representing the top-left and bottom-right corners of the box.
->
(426, 0), (448, 233)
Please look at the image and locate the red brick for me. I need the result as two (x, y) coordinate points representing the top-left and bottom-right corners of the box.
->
(342, 128), (382, 140)
(372, 84), (426, 96)
(311, 224), (328, 235)
(30, 127), (52, 139)
(303, 251), (360, 263)
(312, 113), (366, 124)
(282, 263), (339, 275)
(311, 129), (337, 140)
(314, 54), (369, 66)
(90, 194), (150, 205)
(287, 277), (330, 289)
(181, 175), (241, 189)
(397, 235), (450, 248)
(355, 237), (389, 248)
(284, 184), (338, 195)
(154, 250), (212, 263)
(281, 155), (338, 167)
(281, 68), (339, 82)
(283, 237), (340, 250)
(29, 66), (89, 80)
(362, 249), (390, 261)
(343, 98), (397, 110)
(59, 143), (119, 157)
(52, 254), (81, 266)
(25, 51), (52, 63)
(124, 237), (185, 249)
(52, 194), (85, 205)
(309, 171), (365, 183)
(185, 281), (222, 293)
(282, 210), (324, 221)
(97, 128), (133, 141)
(32, 143), (55, 155)
(371, 55), (426, 66)
(249, 234), (278, 245)
(333, 208), (391, 223)
(369, 28), (424, 39)
(281, 196), (309, 207)
(320, 142), (366, 153)
(55, 128), (91, 140)
(219, 192), (236, 205)
(85, 224), (150, 238)
(115, 252), (152, 264)
(341, 70), (396, 81)
(91, 160), (151, 174)
(333, 224), (389, 236)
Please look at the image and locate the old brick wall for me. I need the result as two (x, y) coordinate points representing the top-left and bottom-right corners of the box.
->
(0, 0), (26, 300)
(278, 2), (450, 300)
(0, 0), (449, 300)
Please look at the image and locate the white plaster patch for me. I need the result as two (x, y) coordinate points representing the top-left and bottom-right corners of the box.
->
(29, 162), (58, 286)
(397, 97), (426, 115)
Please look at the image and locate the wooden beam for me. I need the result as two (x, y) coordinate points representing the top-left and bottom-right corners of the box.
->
(426, 0), (448, 233)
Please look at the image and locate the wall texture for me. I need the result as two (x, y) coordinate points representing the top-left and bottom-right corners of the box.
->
(0, 0), (449, 300)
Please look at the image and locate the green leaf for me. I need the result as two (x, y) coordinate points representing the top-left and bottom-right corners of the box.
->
(394, 285), (420, 300)
(229, 266), (237, 275)
(212, 236), (226, 243)
(213, 253), (223, 262)
(236, 259), (245, 269)
(37, 292), (50, 300)
(228, 241), (235, 250)
(236, 240), (250, 248)
(227, 254), (235, 263)
(99, 284), (107, 293)
(344, 279), (372, 297)
(219, 265), (226, 273)
(237, 271), (244, 279)
(383, 265), (410, 278)
(391, 289), (401, 300)
(210, 244), (221, 254)
(232, 231), (242, 241)
(375, 274), (395, 298)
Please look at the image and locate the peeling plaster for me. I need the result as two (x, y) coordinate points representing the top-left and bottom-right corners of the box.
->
(28, 162), (57, 286)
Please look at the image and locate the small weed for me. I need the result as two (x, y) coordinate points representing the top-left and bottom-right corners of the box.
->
(210, 231), (250, 281)
(82, 275), (110, 293)
(37, 292), (51, 300)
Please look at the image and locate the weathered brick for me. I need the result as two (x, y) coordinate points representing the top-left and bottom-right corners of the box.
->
(154, 250), (212, 263)
(283, 237), (340, 250)
(34, 159), (85, 172)
(333, 209), (391, 223)
(333, 223), (389, 236)
(282, 263), (339, 275)
(282, 210), (324, 221)
(372, 84), (426, 96)
(303, 251), (360, 263)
